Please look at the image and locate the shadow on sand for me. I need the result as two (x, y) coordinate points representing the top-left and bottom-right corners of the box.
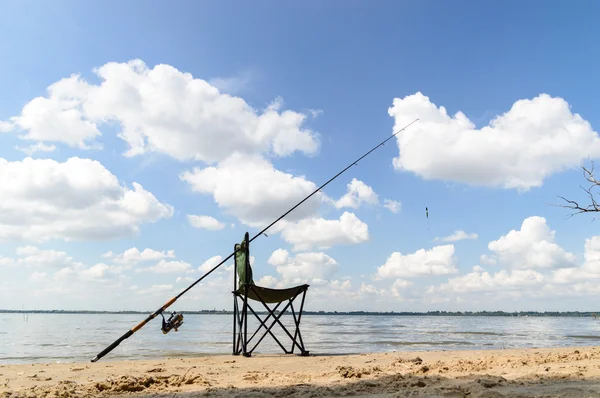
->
(132, 371), (600, 398)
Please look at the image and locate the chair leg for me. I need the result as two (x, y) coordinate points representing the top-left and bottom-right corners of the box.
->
(296, 290), (309, 356)
(251, 289), (307, 355)
(242, 285), (250, 356)
(234, 287), (310, 357)
(247, 301), (294, 355)
(233, 296), (244, 355)
(246, 302), (288, 353)
(233, 295), (237, 355)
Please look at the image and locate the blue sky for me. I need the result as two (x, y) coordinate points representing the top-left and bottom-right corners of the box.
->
(1, 1), (600, 312)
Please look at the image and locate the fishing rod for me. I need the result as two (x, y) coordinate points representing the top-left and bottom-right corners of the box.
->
(90, 118), (419, 363)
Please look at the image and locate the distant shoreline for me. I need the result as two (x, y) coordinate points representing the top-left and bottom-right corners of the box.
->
(1, 309), (598, 317)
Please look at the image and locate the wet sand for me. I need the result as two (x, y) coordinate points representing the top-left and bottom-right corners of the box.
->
(1, 346), (600, 397)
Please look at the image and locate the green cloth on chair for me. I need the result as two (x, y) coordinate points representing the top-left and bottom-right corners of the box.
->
(234, 239), (308, 303)
(234, 242), (253, 285)
(235, 284), (308, 304)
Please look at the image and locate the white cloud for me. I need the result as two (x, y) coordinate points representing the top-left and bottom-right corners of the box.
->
(549, 236), (600, 284)
(208, 71), (253, 94)
(104, 247), (175, 265)
(391, 279), (413, 298)
(376, 245), (458, 279)
(333, 178), (378, 209)
(582, 236), (600, 274)
(0, 120), (14, 132)
(198, 255), (224, 273)
(435, 230), (478, 242)
(0, 246), (81, 270)
(430, 268), (546, 295)
(257, 275), (278, 288)
(30, 272), (48, 281)
(1, 246), (127, 302)
(383, 199), (401, 213)
(14, 246), (78, 268)
(358, 283), (385, 296)
(479, 254), (497, 266)
(388, 92), (600, 190)
(187, 215), (226, 231)
(181, 153), (323, 228)
(53, 261), (123, 285)
(0, 157), (173, 242)
(8, 79), (103, 149)
(267, 249), (289, 267)
(424, 219), (600, 305)
(137, 284), (174, 295)
(142, 260), (192, 274)
(268, 251), (339, 285)
(4, 60), (319, 162)
(281, 212), (369, 251)
(485, 216), (577, 269)
(15, 142), (57, 155)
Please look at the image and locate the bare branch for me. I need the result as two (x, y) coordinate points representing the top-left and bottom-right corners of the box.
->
(556, 160), (600, 219)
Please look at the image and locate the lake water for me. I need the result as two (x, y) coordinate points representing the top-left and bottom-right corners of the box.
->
(1, 314), (600, 364)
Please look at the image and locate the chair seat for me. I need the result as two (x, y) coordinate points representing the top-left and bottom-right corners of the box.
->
(234, 284), (309, 303)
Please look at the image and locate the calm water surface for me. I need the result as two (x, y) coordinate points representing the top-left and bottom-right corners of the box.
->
(1, 314), (599, 364)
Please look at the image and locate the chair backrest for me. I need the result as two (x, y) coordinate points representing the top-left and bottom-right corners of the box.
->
(234, 232), (253, 287)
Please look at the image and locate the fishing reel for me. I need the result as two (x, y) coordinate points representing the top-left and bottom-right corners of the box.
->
(160, 311), (184, 334)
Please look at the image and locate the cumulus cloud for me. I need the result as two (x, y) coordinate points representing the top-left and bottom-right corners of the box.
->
(16, 246), (78, 268)
(358, 283), (385, 296)
(142, 260), (193, 274)
(257, 275), (279, 288)
(388, 92), (600, 190)
(3, 60), (319, 162)
(429, 268), (546, 294)
(8, 79), (103, 149)
(582, 236), (600, 274)
(15, 142), (57, 155)
(198, 255), (224, 273)
(425, 218), (600, 304)
(53, 261), (124, 288)
(0, 157), (173, 242)
(103, 247), (175, 265)
(0, 246), (80, 269)
(376, 245), (458, 279)
(435, 230), (478, 242)
(383, 199), (401, 213)
(267, 249), (289, 267)
(333, 178), (378, 209)
(484, 216), (577, 269)
(390, 279), (414, 298)
(30, 272), (48, 281)
(0, 120), (14, 132)
(181, 153), (324, 228)
(280, 212), (369, 251)
(267, 250), (339, 285)
(187, 215), (226, 231)
(137, 284), (174, 295)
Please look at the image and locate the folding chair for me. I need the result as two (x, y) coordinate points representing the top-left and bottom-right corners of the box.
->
(232, 232), (310, 357)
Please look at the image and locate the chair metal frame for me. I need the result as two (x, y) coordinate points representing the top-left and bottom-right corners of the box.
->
(232, 232), (310, 357)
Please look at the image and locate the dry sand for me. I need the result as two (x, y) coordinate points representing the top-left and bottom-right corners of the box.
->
(1, 346), (600, 397)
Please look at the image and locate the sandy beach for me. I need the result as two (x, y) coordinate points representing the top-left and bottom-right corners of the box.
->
(1, 346), (599, 397)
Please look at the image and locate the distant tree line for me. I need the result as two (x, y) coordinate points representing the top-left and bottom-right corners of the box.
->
(1, 309), (598, 317)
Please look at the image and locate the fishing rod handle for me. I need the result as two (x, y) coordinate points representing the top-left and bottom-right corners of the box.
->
(92, 297), (177, 362)
(91, 329), (133, 362)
